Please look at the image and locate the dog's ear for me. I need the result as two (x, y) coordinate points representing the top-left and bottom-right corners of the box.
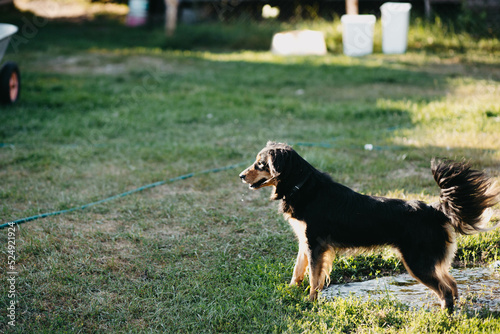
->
(267, 150), (280, 178)
(266, 144), (292, 179)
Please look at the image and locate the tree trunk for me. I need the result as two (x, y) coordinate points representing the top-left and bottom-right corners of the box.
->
(346, 0), (359, 15)
(424, 0), (432, 19)
(165, 0), (179, 36)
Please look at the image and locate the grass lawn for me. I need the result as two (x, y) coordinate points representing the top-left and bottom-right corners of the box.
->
(1, 8), (500, 333)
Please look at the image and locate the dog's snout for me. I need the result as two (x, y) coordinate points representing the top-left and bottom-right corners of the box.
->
(239, 172), (246, 180)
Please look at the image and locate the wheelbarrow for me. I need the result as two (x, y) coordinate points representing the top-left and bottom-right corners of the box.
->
(0, 23), (20, 104)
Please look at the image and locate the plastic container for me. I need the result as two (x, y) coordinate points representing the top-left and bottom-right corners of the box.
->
(341, 15), (376, 57)
(381, 2), (412, 54)
(271, 30), (327, 56)
(126, 0), (148, 27)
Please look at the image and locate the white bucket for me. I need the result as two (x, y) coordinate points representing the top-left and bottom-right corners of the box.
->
(381, 2), (412, 54)
(126, 0), (148, 27)
(271, 30), (327, 56)
(341, 15), (376, 57)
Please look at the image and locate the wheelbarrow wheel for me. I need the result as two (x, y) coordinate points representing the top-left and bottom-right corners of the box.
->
(0, 61), (21, 104)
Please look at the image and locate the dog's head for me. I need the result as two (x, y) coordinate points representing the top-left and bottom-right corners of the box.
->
(239, 142), (305, 199)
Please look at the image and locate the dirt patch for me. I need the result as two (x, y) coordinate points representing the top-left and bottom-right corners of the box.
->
(87, 214), (120, 233)
(391, 166), (430, 180)
(14, 0), (128, 20)
(42, 53), (180, 75)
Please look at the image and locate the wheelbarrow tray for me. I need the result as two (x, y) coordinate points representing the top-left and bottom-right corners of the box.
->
(0, 23), (18, 62)
(0, 23), (20, 104)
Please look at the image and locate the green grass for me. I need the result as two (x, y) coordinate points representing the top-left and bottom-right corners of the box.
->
(1, 8), (500, 333)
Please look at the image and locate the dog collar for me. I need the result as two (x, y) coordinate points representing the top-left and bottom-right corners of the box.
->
(287, 171), (312, 199)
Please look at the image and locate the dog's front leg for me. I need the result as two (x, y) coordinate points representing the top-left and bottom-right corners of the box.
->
(308, 258), (324, 301)
(288, 218), (309, 286)
(308, 243), (334, 301)
(290, 245), (309, 286)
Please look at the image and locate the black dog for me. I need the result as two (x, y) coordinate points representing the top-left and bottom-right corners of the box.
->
(239, 142), (499, 311)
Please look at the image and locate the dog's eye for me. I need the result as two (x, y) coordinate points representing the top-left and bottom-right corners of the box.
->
(256, 161), (266, 170)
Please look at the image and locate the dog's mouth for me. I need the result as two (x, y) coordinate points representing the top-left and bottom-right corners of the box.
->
(249, 178), (268, 189)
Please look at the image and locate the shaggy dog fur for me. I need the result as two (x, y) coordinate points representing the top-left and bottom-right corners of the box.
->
(239, 142), (500, 311)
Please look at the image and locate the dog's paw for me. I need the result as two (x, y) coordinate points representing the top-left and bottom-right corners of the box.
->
(309, 290), (319, 301)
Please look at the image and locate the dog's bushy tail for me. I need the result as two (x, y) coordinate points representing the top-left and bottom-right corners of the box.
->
(431, 158), (500, 235)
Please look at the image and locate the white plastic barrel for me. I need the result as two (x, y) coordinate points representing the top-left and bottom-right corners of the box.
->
(341, 15), (376, 57)
(381, 2), (412, 54)
(126, 0), (148, 27)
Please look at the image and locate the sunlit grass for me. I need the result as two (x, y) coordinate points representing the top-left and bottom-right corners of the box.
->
(0, 9), (499, 333)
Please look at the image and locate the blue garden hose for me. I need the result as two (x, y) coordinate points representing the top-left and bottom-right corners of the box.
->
(0, 140), (426, 230)
(0, 161), (249, 230)
(4, 139), (495, 230)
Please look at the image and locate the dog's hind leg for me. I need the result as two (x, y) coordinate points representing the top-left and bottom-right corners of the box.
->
(435, 261), (459, 308)
(400, 254), (458, 312)
(415, 269), (457, 312)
